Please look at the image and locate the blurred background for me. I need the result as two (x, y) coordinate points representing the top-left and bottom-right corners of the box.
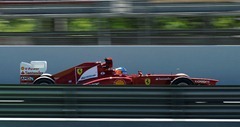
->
(0, 0), (239, 45)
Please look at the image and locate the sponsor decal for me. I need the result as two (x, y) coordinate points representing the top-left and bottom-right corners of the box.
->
(195, 80), (210, 84)
(145, 78), (151, 85)
(114, 79), (126, 85)
(81, 74), (97, 80)
(24, 67), (39, 71)
(20, 61), (47, 76)
(21, 67), (42, 75)
(78, 66), (98, 81)
(156, 77), (171, 80)
(89, 83), (100, 85)
(20, 76), (34, 81)
(101, 72), (105, 75)
(77, 68), (83, 75)
(24, 71), (43, 75)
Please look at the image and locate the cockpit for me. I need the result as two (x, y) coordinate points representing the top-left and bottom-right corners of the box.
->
(101, 57), (127, 75)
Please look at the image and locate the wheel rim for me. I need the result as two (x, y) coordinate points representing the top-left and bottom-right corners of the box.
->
(177, 82), (189, 86)
(39, 82), (50, 85)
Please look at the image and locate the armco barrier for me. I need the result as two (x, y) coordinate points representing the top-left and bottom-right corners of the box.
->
(0, 1), (240, 17)
(0, 85), (240, 119)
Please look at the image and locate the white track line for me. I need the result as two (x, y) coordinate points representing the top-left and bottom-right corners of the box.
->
(224, 101), (240, 104)
(0, 100), (24, 103)
(0, 118), (239, 122)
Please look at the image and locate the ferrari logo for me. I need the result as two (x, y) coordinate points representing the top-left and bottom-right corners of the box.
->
(77, 68), (83, 75)
(145, 78), (151, 85)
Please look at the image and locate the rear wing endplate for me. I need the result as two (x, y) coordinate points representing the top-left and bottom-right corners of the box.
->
(20, 61), (47, 75)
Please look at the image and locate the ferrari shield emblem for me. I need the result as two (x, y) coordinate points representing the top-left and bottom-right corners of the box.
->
(145, 78), (151, 85)
(77, 68), (83, 75)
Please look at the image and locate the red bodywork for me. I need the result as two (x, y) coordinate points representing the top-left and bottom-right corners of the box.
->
(20, 58), (218, 86)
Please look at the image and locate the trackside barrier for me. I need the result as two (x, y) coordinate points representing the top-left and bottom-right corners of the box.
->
(0, 85), (240, 118)
(0, 1), (240, 17)
(1, 30), (239, 45)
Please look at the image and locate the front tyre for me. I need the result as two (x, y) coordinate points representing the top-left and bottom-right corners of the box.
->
(171, 78), (194, 86)
(34, 78), (54, 85)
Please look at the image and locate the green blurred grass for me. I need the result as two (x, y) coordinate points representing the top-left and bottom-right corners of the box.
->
(0, 16), (239, 32)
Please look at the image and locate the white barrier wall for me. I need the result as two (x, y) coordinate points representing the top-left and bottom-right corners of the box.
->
(0, 45), (239, 85)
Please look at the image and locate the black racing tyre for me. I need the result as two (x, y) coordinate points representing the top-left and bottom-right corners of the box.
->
(34, 78), (54, 85)
(171, 78), (194, 86)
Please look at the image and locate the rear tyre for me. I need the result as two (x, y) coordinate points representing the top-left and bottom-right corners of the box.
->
(34, 78), (54, 85)
(171, 78), (194, 86)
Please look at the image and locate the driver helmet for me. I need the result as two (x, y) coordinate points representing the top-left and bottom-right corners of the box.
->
(115, 67), (127, 75)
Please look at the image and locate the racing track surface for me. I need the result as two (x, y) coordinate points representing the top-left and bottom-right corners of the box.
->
(0, 85), (240, 126)
(0, 45), (239, 85)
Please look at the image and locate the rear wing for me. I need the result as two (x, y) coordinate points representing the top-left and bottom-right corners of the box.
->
(20, 61), (47, 75)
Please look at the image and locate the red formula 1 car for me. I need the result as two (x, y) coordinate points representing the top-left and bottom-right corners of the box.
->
(20, 58), (218, 86)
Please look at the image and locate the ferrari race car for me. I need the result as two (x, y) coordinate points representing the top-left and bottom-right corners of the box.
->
(20, 58), (218, 86)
